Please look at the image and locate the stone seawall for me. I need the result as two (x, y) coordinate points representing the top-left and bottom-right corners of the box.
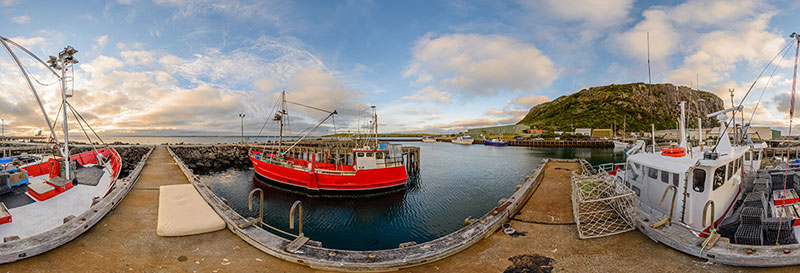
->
(169, 146), (250, 175)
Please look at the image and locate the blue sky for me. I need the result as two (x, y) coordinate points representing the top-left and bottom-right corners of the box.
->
(1, 0), (800, 136)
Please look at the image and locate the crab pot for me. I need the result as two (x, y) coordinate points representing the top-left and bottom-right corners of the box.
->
(735, 224), (763, 245)
(763, 218), (797, 245)
(753, 184), (771, 196)
(740, 206), (765, 225)
(771, 172), (795, 191)
(718, 207), (742, 240)
(743, 192), (765, 208)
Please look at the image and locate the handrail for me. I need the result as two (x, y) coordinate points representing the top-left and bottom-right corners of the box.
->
(702, 200), (715, 229)
(659, 185), (678, 226)
(248, 188), (264, 225)
(289, 200), (303, 236)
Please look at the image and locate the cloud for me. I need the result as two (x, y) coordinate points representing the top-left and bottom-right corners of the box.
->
(524, 0), (634, 29)
(94, 35), (109, 50)
(120, 50), (157, 65)
(404, 33), (557, 97)
(1, 0), (19, 7)
(402, 86), (452, 103)
(510, 94), (549, 108)
(11, 15), (30, 24)
(612, 0), (784, 86)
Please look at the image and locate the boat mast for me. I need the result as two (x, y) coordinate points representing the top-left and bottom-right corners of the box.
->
(372, 106), (378, 149)
(49, 46), (78, 180)
(278, 90), (286, 155)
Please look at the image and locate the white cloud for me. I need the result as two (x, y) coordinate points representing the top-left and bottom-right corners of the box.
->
(402, 86), (452, 103)
(120, 50), (157, 65)
(510, 94), (549, 108)
(404, 33), (557, 97)
(11, 15), (30, 24)
(611, 9), (679, 62)
(1, 0), (19, 7)
(95, 35), (109, 49)
(525, 0), (634, 29)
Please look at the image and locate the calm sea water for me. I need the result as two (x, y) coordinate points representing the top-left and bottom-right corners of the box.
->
(197, 142), (625, 250)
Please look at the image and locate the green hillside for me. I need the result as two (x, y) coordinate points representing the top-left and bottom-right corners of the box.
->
(518, 83), (725, 132)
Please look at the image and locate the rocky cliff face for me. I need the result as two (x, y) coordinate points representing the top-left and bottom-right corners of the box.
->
(518, 83), (725, 132)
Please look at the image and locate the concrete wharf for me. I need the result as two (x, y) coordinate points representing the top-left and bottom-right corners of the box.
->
(1, 147), (797, 272)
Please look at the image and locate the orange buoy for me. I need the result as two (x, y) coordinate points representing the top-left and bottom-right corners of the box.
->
(661, 147), (686, 157)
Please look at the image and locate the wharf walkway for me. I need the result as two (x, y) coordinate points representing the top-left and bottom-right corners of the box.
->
(1, 149), (798, 272)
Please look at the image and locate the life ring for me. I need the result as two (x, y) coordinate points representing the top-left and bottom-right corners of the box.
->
(661, 147), (686, 157)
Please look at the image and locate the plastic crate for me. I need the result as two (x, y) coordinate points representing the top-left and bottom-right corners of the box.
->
(741, 207), (764, 225)
(753, 184), (771, 194)
(734, 224), (763, 245)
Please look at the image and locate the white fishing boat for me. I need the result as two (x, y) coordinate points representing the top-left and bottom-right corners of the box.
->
(612, 33), (800, 266)
(613, 140), (630, 149)
(421, 136), (436, 143)
(452, 135), (474, 145)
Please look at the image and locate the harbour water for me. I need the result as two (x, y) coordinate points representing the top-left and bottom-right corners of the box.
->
(197, 142), (625, 250)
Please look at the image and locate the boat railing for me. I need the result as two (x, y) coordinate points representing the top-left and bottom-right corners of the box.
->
(702, 200), (715, 229)
(314, 169), (356, 175)
(594, 163), (625, 174)
(657, 185), (678, 227)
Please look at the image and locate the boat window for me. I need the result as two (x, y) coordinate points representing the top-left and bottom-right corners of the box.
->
(631, 185), (641, 197)
(745, 152), (750, 161)
(648, 167), (658, 180)
(693, 169), (706, 192)
(756, 151), (761, 160)
(357, 153), (364, 157)
(672, 173), (679, 187)
(726, 162), (733, 180)
(714, 166), (725, 190)
(366, 152), (374, 157)
(634, 163), (640, 169)
(376, 152), (384, 159)
(660, 170), (670, 184)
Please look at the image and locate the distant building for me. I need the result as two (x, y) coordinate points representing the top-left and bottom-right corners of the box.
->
(591, 129), (613, 138)
(574, 128), (592, 136)
(467, 124), (530, 138)
(554, 131), (564, 135)
(655, 126), (777, 141)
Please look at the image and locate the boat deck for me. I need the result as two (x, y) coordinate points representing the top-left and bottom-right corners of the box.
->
(0, 165), (112, 239)
(1, 152), (799, 271)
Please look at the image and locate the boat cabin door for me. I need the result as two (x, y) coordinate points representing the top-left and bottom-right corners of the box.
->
(645, 166), (681, 216)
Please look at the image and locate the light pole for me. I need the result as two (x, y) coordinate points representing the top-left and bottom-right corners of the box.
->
(238, 113), (246, 143)
(1, 118), (4, 140)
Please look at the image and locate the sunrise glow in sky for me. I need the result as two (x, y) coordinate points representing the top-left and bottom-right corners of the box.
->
(1, 0), (800, 136)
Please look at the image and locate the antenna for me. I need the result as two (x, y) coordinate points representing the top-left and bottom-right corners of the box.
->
(647, 31), (655, 152)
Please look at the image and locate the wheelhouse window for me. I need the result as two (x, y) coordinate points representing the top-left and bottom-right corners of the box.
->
(714, 166), (725, 190)
(376, 152), (384, 159)
(660, 170), (670, 184)
(726, 162), (733, 180)
(648, 167), (658, 180)
(672, 173), (679, 187)
(366, 152), (374, 157)
(745, 152), (751, 161)
(357, 152), (365, 157)
(693, 169), (706, 192)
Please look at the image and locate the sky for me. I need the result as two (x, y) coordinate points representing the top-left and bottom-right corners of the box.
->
(1, 0), (800, 137)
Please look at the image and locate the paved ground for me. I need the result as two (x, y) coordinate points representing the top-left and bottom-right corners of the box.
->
(2, 150), (800, 272)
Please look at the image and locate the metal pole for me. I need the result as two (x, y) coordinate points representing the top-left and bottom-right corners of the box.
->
(62, 63), (70, 180)
(239, 113), (246, 143)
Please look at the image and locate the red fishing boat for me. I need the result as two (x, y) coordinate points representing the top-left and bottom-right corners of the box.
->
(249, 92), (407, 193)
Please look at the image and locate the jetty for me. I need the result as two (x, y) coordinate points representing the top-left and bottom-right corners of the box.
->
(2, 146), (799, 271)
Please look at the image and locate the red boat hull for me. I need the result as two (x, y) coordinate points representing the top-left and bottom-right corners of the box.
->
(249, 151), (407, 193)
(21, 147), (122, 196)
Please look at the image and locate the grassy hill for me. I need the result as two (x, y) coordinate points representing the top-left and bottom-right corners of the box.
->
(518, 83), (725, 132)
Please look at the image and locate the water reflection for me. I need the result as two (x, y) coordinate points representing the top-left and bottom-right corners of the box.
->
(199, 143), (623, 250)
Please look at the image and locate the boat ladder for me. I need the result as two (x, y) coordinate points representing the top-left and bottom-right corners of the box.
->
(241, 188), (310, 253)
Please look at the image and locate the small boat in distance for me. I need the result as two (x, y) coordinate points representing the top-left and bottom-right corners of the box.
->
(421, 136), (436, 143)
(484, 138), (509, 146)
(613, 140), (631, 149)
(452, 135), (474, 145)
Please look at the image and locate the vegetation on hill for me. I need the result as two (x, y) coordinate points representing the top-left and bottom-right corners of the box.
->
(517, 83), (725, 132)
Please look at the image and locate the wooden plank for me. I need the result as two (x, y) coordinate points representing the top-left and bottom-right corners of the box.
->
(285, 235), (310, 254)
